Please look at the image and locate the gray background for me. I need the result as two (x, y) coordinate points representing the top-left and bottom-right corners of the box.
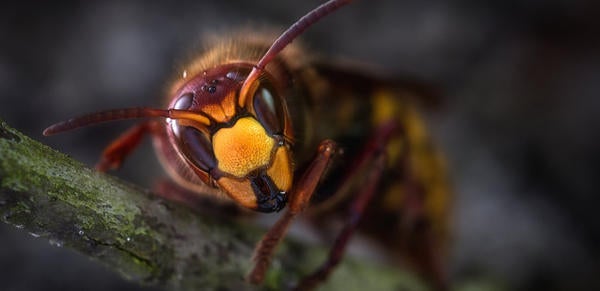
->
(1, 0), (599, 290)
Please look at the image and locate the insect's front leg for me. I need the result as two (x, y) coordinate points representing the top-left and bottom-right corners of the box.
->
(294, 120), (398, 291)
(298, 117), (447, 291)
(296, 152), (387, 291)
(96, 121), (156, 171)
(247, 139), (338, 284)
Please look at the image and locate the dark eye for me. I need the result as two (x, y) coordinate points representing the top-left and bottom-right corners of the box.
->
(179, 126), (216, 172)
(253, 87), (283, 135)
(174, 93), (193, 110)
(169, 93), (194, 135)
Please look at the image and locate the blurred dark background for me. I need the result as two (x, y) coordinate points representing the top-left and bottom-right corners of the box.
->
(1, 0), (599, 290)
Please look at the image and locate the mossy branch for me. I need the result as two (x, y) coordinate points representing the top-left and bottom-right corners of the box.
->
(0, 120), (427, 291)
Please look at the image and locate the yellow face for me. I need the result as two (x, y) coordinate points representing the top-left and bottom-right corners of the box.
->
(213, 117), (293, 211)
(167, 63), (294, 212)
(213, 117), (275, 178)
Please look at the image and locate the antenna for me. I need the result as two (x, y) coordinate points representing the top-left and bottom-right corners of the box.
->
(238, 0), (352, 106)
(44, 0), (353, 136)
(43, 108), (210, 136)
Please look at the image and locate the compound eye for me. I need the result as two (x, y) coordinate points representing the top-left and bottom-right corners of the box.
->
(179, 126), (217, 173)
(174, 92), (193, 110)
(253, 87), (283, 135)
(169, 92), (194, 136)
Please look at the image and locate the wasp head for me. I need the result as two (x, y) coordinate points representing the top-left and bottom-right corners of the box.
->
(167, 63), (294, 213)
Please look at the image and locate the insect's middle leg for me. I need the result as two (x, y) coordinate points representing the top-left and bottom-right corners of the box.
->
(96, 121), (155, 171)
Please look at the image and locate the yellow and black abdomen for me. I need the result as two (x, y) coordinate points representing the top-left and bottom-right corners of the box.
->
(371, 87), (450, 245)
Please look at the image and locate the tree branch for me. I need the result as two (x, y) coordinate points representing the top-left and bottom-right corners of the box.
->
(0, 120), (427, 291)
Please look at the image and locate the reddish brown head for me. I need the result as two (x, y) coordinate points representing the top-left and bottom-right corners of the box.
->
(165, 63), (294, 212)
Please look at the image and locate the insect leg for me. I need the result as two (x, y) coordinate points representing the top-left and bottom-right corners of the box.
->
(296, 151), (386, 291)
(96, 121), (155, 171)
(247, 139), (338, 284)
(398, 155), (449, 291)
(294, 121), (397, 291)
